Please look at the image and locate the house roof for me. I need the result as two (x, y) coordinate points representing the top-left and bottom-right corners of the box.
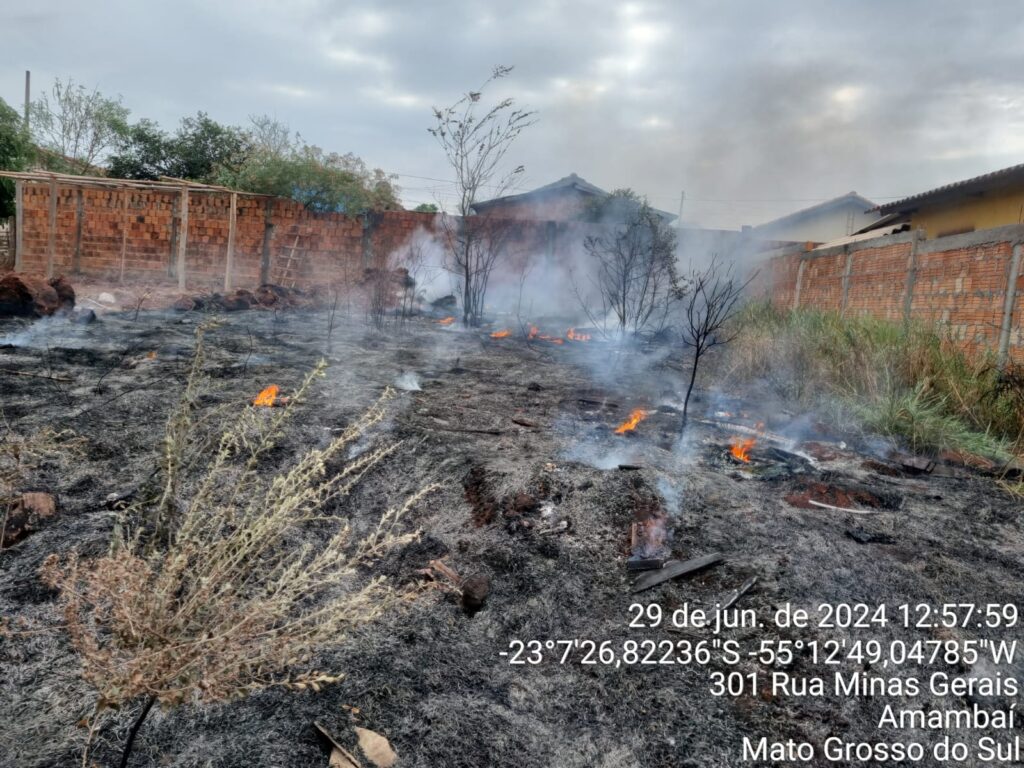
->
(875, 162), (1024, 215)
(472, 173), (677, 221)
(472, 173), (606, 211)
(751, 191), (877, 232)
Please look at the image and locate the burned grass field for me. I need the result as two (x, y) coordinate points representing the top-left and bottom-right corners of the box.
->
(1, 307), (1023, 768)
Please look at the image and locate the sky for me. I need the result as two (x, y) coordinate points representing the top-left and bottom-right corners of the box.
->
(3, 0), (1024, 228)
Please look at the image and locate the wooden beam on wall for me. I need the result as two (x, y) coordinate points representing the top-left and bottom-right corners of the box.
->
(119, 189), (130, 283)
(46, 176), (57, 279)
(260, 198), (274, 286)
(13, 180), (23, 271)
(176, 186), (189, 292)
(224, 191), (237, 291)
(72, 188), (84, 274)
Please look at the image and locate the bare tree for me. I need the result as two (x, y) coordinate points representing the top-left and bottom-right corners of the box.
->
(396, 238), (427, 330)
(364, 266), (392, 331)
(364, 235), (429, 332)
(248, 114), (295, 157)
(678, 257), (754, 432)
(576, 191), (680, 339)
(429, 66), (535, 326)
(31, 77), (129, 174)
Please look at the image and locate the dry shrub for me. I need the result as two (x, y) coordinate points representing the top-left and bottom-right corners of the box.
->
(38, 326), (437, 762)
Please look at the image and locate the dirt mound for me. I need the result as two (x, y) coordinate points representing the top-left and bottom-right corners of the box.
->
(0, 273), (76, 317)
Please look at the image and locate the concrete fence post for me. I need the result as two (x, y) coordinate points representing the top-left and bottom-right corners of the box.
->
(840, 247), (853, 315)
(996, 241), (1022, 367)
(792, 258), (807, 311)
(902, 229), (922, 323)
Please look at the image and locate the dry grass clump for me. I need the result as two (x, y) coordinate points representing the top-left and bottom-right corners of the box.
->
(0, 416), (87, 492)
(1, 415), (86, 549)
(38, 326), (437, 764)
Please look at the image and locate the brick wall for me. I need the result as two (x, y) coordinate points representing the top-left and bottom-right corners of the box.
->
(758, 226), (1024, 363)
(13, 183), (608, 296)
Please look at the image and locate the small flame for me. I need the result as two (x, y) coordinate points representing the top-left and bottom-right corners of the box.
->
(490, 329), (512, 339)
(437, 316), (455, 325)
(614, 408), (650, 434)
(253, 384), (280, 407)
(528, 325), (539, 340)
(730, 437), (755, 462)
(145, 350), (157, 360)
(567, 328), (591, 342)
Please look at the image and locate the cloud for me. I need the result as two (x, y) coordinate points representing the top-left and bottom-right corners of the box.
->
(3, 0), (1023, 227)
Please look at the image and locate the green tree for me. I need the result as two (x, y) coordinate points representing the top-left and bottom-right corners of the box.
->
(413, 203), (439, 213)
(0, 97), (31, 218)
(109, 112), (251, 183)
(220, 116), (400, 213)
(107, 119), (169, 180)
(30, 77), (129, 174)
(163, 112), (251, 181)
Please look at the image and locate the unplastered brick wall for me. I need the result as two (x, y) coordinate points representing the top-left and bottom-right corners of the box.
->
(14, 184), (449, 290)
(13, 183), (607, 296)
(758, 226), (1024, 363)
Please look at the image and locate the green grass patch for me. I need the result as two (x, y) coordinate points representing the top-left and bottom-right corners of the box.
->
(725, 303), (1024, 460)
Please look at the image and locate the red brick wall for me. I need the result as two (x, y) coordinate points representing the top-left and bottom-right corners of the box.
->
(760, 228), (1024, 362)
(797, 251), (846, 312)
(13, 184), (459, 291)
(844, 241), (912, 322)
(12, 183), (613, 302)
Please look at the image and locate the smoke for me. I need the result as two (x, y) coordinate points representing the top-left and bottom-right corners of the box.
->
(394, 371), (421, 391)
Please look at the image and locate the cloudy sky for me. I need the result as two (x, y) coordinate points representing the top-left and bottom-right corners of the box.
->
(3, 1), (1023, 228)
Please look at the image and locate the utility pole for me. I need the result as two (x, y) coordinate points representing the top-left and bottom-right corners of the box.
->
(677, 190), (685, 229)
(23, 70), (30, 129)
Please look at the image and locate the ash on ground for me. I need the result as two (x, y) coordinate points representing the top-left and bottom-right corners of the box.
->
(0, 310), (1021, 768)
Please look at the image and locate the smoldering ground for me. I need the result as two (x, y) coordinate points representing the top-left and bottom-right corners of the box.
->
(0, 306), (1022, 768)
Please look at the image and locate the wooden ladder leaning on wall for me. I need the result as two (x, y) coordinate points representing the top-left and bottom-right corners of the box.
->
(275, 229), (311, 288)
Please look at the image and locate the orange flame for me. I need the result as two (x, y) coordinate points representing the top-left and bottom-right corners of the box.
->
(437, 316), (455, 325)
(567, 328), (591, 342)
(528, 325), (539, 339)
(730, 437), (755, 462)
(614, 408), (650, 434)
(253, 385), (280, 407)
(490, 329), (512, 339)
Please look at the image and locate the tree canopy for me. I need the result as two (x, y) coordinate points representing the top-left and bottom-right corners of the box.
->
(0, 97), (31, 218)
(108, 112), (250, 182)
(111, 112), (399, 213)
(30, 77), (129, 174)
(19, 76), (402, 215)
(222, 141), (399, 214)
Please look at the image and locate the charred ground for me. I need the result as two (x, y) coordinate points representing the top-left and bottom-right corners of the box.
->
(0, 308), (1021, 767)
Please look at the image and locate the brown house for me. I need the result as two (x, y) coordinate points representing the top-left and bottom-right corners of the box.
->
(472, 173), (676, 222)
